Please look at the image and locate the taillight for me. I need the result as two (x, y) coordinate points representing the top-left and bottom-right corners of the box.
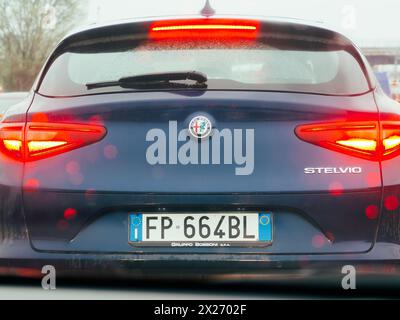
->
(381, 121), (400, 158)
(0, 122), (107, 161)
(0, 124), (25, 161)
(149, 19), (260, 40)
(295, 120), (400, 161)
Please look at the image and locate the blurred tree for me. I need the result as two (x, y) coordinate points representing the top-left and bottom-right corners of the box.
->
(0, 0), (85, 91)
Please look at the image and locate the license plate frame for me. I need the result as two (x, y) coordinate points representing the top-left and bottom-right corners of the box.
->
(128, 212), (273, 248)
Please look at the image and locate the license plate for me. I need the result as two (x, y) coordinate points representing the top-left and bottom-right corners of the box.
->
(128, 212), (273, 247)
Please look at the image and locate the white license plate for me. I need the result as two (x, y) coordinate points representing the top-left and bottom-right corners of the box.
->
(129, 212), (273, 247)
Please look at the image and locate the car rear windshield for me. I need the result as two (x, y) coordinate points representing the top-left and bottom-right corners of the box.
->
(38, 37), (371, 97)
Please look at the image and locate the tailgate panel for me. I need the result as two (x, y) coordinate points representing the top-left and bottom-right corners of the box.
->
(24, 91), (382, 253)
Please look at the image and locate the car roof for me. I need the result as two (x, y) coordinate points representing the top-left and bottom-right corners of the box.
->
(63, 14), (348, 43)
(76, 15), (328, 31)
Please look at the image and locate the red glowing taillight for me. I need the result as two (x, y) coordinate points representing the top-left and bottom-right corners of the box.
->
(295, 120), (400, 161)
(149, 19), (260, 40)
(0, 122), (107, 161)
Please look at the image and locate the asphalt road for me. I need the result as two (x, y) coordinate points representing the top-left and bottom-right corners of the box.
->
(0, 279), (298, 299)
(0, 278), (399, 299)
(0, 285), (292, 300)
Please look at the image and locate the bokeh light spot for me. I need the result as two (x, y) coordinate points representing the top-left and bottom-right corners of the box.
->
(23, 178), (40, 191)
(384, 195), (399, 211)
(365, 204), (379, 219)
(104, 145), (118, 159)
(329, 182), (343, 196)
(66, 161), (80, 175)
(64, 208), (77, 220)
(312, 235), (326, 248)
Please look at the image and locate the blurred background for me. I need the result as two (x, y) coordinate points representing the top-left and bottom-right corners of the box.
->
(0, 0), (399, 98)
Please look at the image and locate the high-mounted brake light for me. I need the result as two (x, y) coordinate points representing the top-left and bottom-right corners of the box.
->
(0, 122), (107, 162)
(149, 19), (260, 40)
(152, 24), (257, 32)
(295, 120), (400, 161)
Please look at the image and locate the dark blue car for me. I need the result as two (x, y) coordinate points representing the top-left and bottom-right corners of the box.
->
(1, 15), (400, 282)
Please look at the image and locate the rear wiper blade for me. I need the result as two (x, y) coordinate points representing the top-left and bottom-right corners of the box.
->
(86, 71), (208, 90)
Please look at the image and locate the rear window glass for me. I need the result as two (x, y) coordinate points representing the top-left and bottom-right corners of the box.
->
(39, 39), (370, 96)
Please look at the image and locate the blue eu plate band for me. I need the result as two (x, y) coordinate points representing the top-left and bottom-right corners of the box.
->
(130, 213), (143, 242)
(258, 212), (272, 242)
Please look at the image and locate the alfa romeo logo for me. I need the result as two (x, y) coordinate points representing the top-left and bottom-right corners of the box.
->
(189, 116), (212, 139)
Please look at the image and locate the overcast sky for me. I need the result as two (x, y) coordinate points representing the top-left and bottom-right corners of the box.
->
(85, 0), (399, 47)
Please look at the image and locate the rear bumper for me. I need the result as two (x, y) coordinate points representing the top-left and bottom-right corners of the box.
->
(1, 239), (400, 282)
(24, 191), (381, 254)
(3, 185), (399, 282)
